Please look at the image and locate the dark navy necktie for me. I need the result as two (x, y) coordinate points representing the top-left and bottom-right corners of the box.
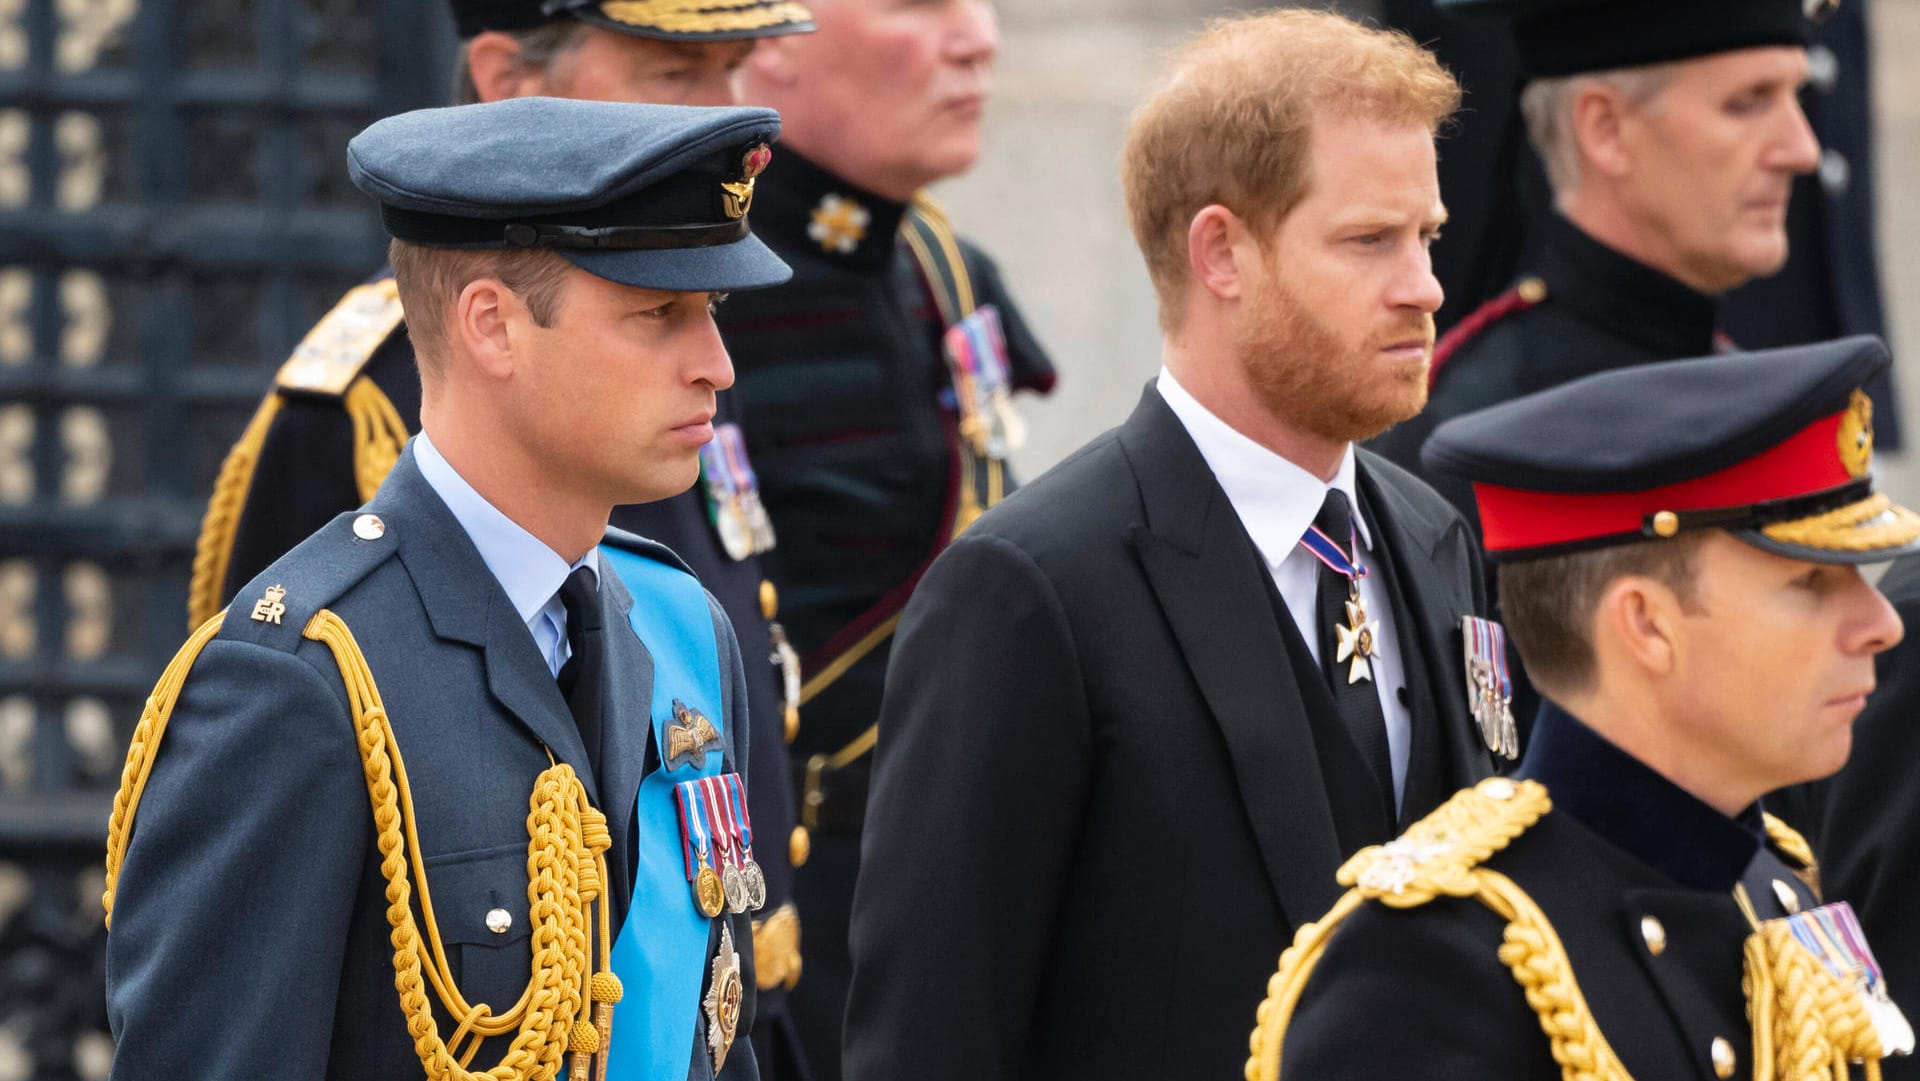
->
(1311, 489), (1395, 819)
(556, 565), (605, 768)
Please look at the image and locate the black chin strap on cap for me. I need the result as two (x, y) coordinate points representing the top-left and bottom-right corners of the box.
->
(379, 204), (750, 251)
(1639, 480), (1873, 539)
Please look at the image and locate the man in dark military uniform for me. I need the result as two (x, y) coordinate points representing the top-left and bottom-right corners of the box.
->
(1253, 337), (1918, 1081)
(108, 99), (789, 1080)
(1369, 0), (1825, 524)
(844, 13), (1504, 1081)
(1802, 551), (1920, 1081)
(721, 4), (1055, 1074)
(186, 2), (819, 1072)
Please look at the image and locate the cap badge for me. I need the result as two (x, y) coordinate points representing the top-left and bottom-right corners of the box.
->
(1839, 388), (1873, 479)
(720, 143), (773, 221)
(809, 193), (871, 255)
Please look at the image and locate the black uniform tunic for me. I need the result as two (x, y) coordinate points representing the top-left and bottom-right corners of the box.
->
(205, 274), (810, 1077)
(1281, 703), (1821, 1081)
(1783, 553), (1920, 1081)
(715, 148), (1053, 1079)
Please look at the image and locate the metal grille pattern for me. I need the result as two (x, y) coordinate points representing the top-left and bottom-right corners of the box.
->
(0, 2), (451, 1073)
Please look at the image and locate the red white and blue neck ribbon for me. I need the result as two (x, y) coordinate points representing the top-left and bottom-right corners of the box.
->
(1298, 514), (1368, 584)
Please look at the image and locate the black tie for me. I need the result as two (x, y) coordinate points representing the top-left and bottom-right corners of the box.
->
(555, 565), (605, 768)
(1311, 489), (1396, 819)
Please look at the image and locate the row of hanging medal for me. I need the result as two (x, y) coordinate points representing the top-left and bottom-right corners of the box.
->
(945, 305), (1026, 461)
(674, 773), (769, 918)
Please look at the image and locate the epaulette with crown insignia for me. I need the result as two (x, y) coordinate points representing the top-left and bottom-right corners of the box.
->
(1339, 777), (1551, 906)
(1247, 778), (1574, 1081)
(273, 277), (405, 398)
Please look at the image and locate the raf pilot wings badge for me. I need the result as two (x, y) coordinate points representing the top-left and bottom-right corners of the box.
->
(666, 698), (723, 770)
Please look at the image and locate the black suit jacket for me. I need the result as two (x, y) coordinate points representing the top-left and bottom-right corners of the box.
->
(842, 388), (1497, 1081)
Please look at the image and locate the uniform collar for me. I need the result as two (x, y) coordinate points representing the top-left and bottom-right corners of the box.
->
(413, 431), (597, 630)
(1517, 700), (1764, 892)
(1539, 213), (1720, 361)
(1155, 367), (1373, 564)
(752, 147), (909, 271)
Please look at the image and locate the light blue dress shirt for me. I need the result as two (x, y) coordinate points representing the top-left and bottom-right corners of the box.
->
(414, 432), (597, 678)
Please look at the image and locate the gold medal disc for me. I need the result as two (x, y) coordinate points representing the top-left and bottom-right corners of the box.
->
(694, 864), (726, 918)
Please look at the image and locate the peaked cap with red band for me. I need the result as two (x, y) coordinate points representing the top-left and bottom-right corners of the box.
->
(1420, 336), (1920, 564)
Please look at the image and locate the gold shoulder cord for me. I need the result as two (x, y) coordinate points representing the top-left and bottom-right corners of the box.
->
(1741, 815), (1885, 1081)
(186, 280), (411, 630)
(1245, 779), (1639, 1081)
(104, 612), (622, 1081)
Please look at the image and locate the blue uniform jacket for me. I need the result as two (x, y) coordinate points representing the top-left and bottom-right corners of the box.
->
(106, 446), (758, 1081)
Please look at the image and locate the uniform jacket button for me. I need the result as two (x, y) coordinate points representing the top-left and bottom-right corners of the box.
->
(1640, 915), (1667, 956)
(1771, 879), (1801, 914)
(1711, 1036), (1736, 1079)
(486, 907), (512, 935)
(353, 513), (386, 541)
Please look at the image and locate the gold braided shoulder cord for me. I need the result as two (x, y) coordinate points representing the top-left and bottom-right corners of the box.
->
(186, 395), (286, 629)
(1763, 813), (1818, 878)
(184, 373), (407, 631)
(344, 375), (410, 503)
(1245, 779), (1635, 1081)
(1746, 918), (1886, 1081)
(104, 611), (622, 1081)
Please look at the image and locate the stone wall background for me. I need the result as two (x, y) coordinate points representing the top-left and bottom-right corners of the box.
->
(936, 0), (1920, 501)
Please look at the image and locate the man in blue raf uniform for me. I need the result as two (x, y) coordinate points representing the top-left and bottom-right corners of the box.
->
(723, 3), (1055, 1072)
(1369, 0), (1827, 527)
(188, 3), (818, 1069)
(105, 100), (789, 1081)
(1252, 336), (1918, 1081)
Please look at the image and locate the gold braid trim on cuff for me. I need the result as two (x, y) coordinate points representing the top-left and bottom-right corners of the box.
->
(1760, 494), (1920, 552)
(104, 609), (624, 1081)
(186, 394), (284, 629)
(597, 0), (814, 32)
(346, 375), (410, 503)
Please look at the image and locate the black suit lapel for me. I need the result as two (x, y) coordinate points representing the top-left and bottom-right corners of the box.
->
(1356, 456), (1494, 816)
(1120, 389), (1347, 926)
(379, 447), (601, 805)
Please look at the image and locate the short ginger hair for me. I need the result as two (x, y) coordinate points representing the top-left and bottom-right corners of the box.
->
(1120, 9), (1461, 332)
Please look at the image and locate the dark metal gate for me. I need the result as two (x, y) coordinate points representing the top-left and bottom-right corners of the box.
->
(0, 3), (451, 1074)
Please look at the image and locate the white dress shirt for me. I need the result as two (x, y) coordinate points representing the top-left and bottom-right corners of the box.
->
(1156, 368), (1413, 808)
(414, 432), (599, 678)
